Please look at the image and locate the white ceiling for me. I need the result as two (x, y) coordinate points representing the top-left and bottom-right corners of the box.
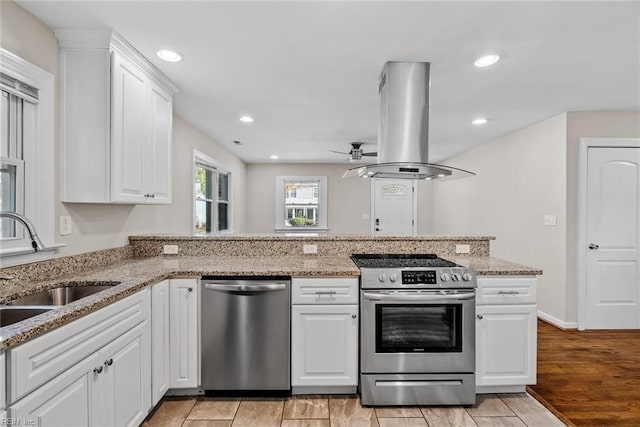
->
(17, 1), (640, 164)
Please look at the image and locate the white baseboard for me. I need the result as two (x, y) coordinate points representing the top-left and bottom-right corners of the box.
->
(537, 310), (578, 329)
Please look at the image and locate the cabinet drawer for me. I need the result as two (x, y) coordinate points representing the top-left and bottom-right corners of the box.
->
(292, 278), (358, 305)
(8, 289), (150, 403)
(476, 277), (536, 305)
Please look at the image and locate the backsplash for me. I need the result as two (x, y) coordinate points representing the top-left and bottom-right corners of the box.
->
(0, 245), (132, 286)
(129, 235), (492, 258)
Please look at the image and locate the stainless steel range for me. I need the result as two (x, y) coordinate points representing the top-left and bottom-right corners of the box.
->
(351, 254), (477, 406)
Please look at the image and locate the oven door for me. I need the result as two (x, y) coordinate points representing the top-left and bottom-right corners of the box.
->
(361, 289), (475, 374)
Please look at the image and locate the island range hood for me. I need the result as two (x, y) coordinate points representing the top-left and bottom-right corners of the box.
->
(344, 62), (475, 180)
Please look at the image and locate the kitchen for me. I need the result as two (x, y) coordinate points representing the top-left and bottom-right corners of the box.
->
(1, 1), (639, 426)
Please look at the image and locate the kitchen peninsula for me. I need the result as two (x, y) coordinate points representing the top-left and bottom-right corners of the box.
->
(0, 234), (542, 425)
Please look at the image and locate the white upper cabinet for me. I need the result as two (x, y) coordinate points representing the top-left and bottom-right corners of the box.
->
(57, 30), (178, 204)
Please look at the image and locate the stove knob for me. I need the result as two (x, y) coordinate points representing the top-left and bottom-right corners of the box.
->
(440, 273), (450, 282)
(462, 273), (473, 281)
(389, 273), (397, 283)
(378, 273), (387, 283)
(451, 273), (461, 282)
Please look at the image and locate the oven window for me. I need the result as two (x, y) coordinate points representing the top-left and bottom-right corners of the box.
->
(375, 304), (462, 353)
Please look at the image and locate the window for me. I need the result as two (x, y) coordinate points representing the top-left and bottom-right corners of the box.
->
(194, 150), (231, 234)
(0, 49), (56, 266)
(1, 90), (26, 240)
(275, 176), (327, 232)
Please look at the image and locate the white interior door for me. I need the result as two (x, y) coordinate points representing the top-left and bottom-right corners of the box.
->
(586, 146), (640, 329)
(371, 179), (416, 235)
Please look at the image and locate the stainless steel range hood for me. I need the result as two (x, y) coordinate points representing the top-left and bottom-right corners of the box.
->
(344, 62), (474, 180)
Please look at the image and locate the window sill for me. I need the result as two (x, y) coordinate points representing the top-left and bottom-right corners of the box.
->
(274, 228), (329, 235)
(0, 243), (65, 267)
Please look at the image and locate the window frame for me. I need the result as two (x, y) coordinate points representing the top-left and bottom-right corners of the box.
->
(275, 176), (328, 233)
(192, 149), (233, 235)
(0, 48), (59, 266)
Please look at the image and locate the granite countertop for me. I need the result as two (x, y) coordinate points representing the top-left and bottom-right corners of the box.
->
(129, 234), (496, 241)
(0, 254), (539, 351)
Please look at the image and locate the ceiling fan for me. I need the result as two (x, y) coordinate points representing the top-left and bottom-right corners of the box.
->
(329, 142), (377, 162)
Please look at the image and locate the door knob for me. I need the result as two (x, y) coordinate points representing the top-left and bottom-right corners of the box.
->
(588, 243), (599, 250)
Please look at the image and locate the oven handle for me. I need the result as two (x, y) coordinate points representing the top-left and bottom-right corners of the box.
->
(362, 291), (475, 302)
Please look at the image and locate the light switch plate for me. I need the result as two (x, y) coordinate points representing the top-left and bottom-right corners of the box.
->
(544, 215), (557, 226)
(60, 216), (72, 236)
(163, 245), (179, 255)
(455, 244), (470, 254)
(303, 244), (318, 254)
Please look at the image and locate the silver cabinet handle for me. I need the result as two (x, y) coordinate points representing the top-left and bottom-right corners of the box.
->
(315, 290), (337, 295)
(498, 290), (520, 295)
(477, 314), (483, 319)
(204, 283), (287, 292)
(104, 358), (113, 366)
(94, 366), (103, 374)
(363, 291), (475, 302)
(588, 243), (599, 250)
(351, 314), (357, 319)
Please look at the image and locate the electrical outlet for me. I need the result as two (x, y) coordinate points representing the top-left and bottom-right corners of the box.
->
(303, 244), (318, 254)
(163, 245), (179, 255)
(60, 216), (72, 236)
(455, 244), (470, 254)
(544, 215), (557, 226)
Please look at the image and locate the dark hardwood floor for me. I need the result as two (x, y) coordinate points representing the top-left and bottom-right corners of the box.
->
(529, 320), (640, 426)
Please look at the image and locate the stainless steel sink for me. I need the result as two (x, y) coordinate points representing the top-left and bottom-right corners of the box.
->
(5, 282), (120, 306)
(0, 306), (54, 327)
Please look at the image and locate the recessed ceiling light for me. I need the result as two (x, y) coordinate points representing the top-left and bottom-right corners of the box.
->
(156, 49), (182, 62)
(472, 118), (488, 125)
(239, 116), (254, 123)
(270, 155), (279, 160)
(474, 54), (500, 67)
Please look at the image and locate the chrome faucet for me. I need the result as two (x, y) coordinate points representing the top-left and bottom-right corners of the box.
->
(0, 211), (46, 252)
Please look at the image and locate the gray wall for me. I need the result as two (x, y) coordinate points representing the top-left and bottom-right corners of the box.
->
(564, 112), (640, 323)
(245, 163), (436, 235)
(431, 113), (568, 324)
(245, 164), (371, 234)
(1, 1), (247, 257)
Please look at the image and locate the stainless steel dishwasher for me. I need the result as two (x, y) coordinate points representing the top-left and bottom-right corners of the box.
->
(201, 277), (291, 394)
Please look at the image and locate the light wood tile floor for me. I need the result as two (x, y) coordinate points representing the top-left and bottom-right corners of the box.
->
(142, 394), (565, 427)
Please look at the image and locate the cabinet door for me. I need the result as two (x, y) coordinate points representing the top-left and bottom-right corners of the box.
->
(111, 51), (147, 203)
(170, 279), (199, 389)
(145, 82), (172, 204)
(100, 321), (151, 427)
(9, 353), (101, 427)
(0, 352), (5, 411)
(292, 305), (358, 387)
(476, 305), (537, 387)
(151, 280), (170, 405)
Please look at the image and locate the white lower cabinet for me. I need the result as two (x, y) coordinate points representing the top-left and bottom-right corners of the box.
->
(10, 321), (150, 427)
(1, 352), (5, 414)
(475, 276), (538, 392)
(151, 280), (170, 404)
(291, 305), (358, 387)
(8, 289), (151, 427)
(291, 278), (359, 391)
(169, 278), (199, 389)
